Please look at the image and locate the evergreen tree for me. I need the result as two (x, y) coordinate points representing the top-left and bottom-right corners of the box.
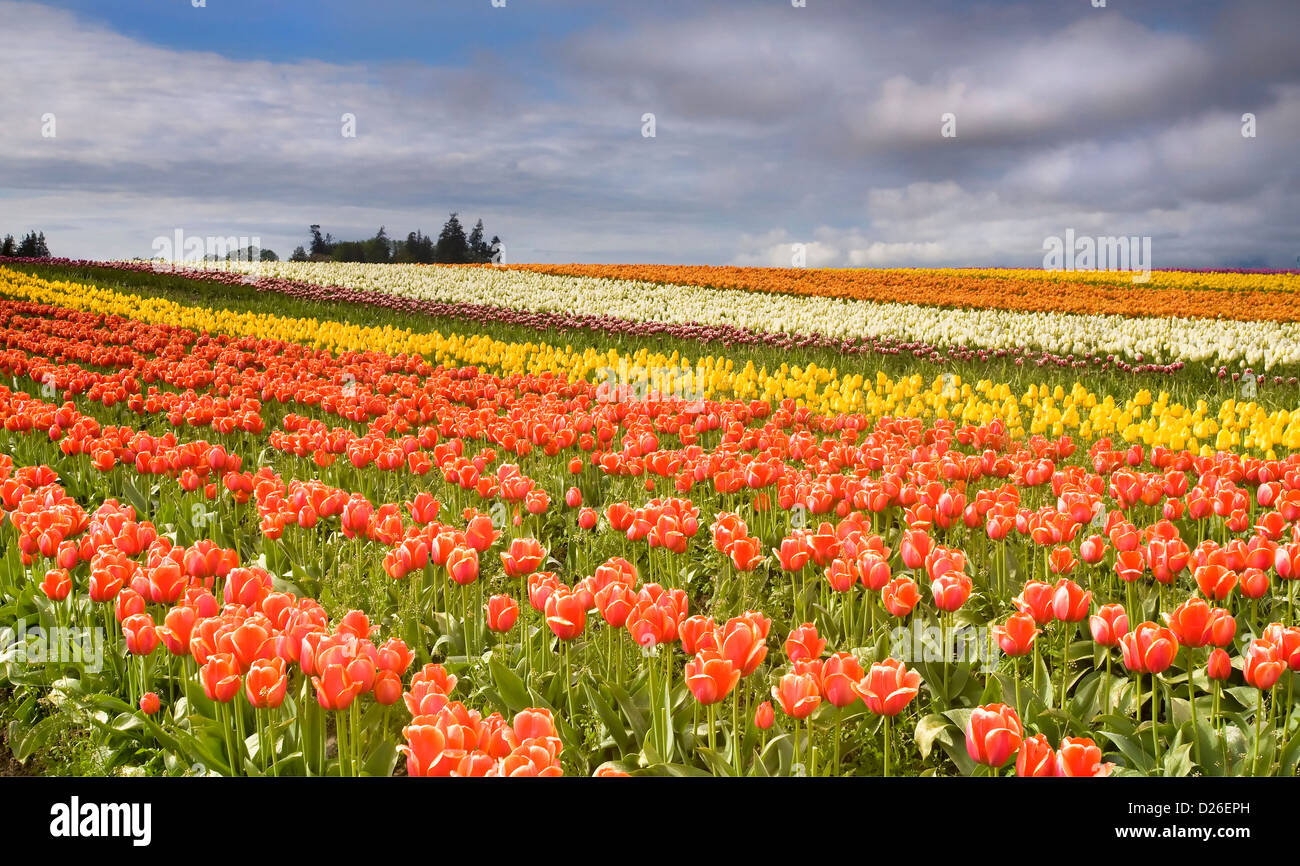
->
(362, 226), (392, 263)
(308, 225), (332, 258)
(468, 219), (491, 263)
(0, 235), (14, 257)
(35, 232), (49, 257)
(434, 213), (470, 263)
(289, 245), (308, 262)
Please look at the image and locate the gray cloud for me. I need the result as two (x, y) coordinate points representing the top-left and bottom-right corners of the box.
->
(0, 0), (1296, 266)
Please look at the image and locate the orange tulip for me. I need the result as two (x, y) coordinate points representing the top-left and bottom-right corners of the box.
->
(1163, 597), (1216, 649)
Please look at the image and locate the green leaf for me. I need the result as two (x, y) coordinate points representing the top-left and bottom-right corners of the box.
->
(606, 681), (649, 742)
(1193, 719), (1225, 776)
(658, 673), (675, 762)
(363, 740), (399, 777)
(915, 713), (954, 761)
(489, 656), (530, 713)
(1163, 742), (1194, 777)
(695, 747), (736, 777)
(584, 681), (633, 755)
(632, 762), (712, 777)
(757, 732), (793, 776)
(1097, 728), (1153, 773)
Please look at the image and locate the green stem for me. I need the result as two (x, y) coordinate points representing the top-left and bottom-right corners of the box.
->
(883, 714), (891, 778)
(336, 709), (351, 777)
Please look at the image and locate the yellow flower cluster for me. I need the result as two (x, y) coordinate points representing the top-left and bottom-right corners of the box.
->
(4, 266), (1299, 456)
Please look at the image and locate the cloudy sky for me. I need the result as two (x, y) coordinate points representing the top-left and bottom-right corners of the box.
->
(2, 0), (1297, 266)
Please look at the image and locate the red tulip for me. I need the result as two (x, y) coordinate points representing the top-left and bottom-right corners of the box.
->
(40, 568), (71, 601)
(200, 652), (241, 703)
(1079, 534), (1107, 564)
(1243, 640), (1285, 690)
(121, 613), (158, 656)
(820, 652), (864, 708)
(931, 572), (972, 612)
(993, 612), (1039, 657)
(501, 537), (545, 578)
(771, 671), (821, 719)
(1013, 580), (1056, 625)
(1206, 648), (1232, 681)
(373, 670), (403, 706)
(1240, 567), (1270, 600)
(544, 588), (586, 641)
(1015, 733), (1057, 777)
(783, 623), (826, 662)
(1114, 549), (1146, 584)
(1089, 604), (1128, 647)
(1194, 564), (1238, 601)
(1056, 737), (1112, 776)
(965, 703), (1023, 768)
(245, 657), (288, 709)
(716, 616), (768, 676)
(855, 658), (921, 717)
(882, 577), (920, 617)
(446, 546), (479, 586)
(1052, 578), (1091, 623)
(486, 594), (519, 633)
(685, 650), (740, 705)
(1048, 546), (1076, 575)
(1119, 622), (1178, 675)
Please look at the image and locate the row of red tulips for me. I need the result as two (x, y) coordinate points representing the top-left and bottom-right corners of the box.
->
(1, 298), (1299, 775)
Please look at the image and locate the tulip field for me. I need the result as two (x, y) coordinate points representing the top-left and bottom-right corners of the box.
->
(3, 257), (1300, 778)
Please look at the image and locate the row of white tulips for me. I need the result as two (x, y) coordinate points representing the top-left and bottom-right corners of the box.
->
(186, 260), (1298, 369)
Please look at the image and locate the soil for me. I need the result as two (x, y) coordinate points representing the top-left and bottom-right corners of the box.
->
(0, 726), (33, 776)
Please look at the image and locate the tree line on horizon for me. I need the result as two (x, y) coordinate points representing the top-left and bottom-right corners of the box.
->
(0, 231), (51, 257)
(289, 213), (500, 264)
